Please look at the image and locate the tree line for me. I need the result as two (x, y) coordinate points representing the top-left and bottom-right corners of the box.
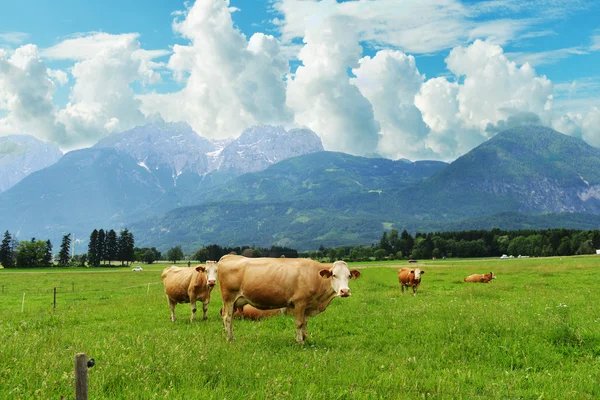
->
(0, 228), (136, 268)
(164, 244), (299, 264)
(87, 228), (135, 267)
(2, 227), (598, 268)
(303, 228), (600, 262)
(0, 231), (75, 268)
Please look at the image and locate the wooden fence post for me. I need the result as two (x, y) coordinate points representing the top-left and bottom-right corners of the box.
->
(75, 353), (88, 400)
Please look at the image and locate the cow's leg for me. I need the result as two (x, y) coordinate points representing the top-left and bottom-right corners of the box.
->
(189, 297), (197, 323)
(413, 285), (417, 296)
(301, 313), (309, 342)
(401, 284), (405, 294)
(168, 297), (177, 322)
(222, 301), (235, 342)
(293, 305), (307, 344)
(202, 299), (209, 321)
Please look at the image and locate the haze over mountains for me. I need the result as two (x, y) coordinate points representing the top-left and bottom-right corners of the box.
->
(1, 125), (599, 251)
(0, 135), (63, 193)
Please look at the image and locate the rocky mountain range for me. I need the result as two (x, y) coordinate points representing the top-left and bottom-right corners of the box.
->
(0, 123), (324, 246)
(1, 125), (599, 252)
(131, 126), (600, 251)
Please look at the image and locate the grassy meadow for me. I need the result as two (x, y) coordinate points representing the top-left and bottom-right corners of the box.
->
(1, 256), (599, 399)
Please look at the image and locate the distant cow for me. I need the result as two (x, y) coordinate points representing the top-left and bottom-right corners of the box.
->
(218, 255), (361, 343)
(161, 261), (218, 322)
(230, 305), (289, 320)
(464, 272), (496, 283)
(398, 267), (425, 296)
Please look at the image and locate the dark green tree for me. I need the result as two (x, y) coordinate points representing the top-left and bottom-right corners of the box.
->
(88, 229), (99, 267)
(193, 247), (209, 262)
(389, 229), (400, 254)
(42, 240), (53, 268)
(167, 246), (184, 263)
(58, 234), (71, 265)
(143, 249), (156, 264)
(251, 248), (262, 258)
(379, 231), (391, 254)
(97, 229), (106, 265)
(374, 248), (386, 261)
(0, 230), (14, 268)
(117, 229), (135, 266)
(15, 240), (47, 268)
(105, 229), (118, 265)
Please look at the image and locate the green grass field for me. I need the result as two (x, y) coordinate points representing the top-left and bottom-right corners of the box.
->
(1, 256), (599, 399)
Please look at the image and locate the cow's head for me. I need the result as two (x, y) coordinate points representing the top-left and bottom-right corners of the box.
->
(319, 261), (361, 297)
(489, 272), (496, 280)
(412, 268), (424, 281)
(196, 261), (218, 287)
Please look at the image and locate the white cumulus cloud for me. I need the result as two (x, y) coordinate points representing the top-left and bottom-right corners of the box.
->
(0, 45), (67, 143)
(138, 0), (293, 140)
(45, 32), (167, 150)
(286, 16), (380, 155)
(351, 50), (432, 159)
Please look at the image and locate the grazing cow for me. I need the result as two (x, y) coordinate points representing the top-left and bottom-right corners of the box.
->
(161, 261), (218, 322)
(464, 272), (496, 283)
(218, 255), (361, 343)
(398, 267), (425, 296)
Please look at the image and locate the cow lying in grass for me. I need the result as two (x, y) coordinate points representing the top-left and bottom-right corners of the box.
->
(464, 272), (496, 283)
(398, 267), (424, 296)
(219, 305), (290, 320)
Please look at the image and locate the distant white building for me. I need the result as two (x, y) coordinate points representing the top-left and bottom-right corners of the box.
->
(596, 249), (600, 255)
(500, 254), (508, 259)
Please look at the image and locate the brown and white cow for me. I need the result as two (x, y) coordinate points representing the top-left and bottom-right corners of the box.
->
(398, 267), (425, 296)
(161, 261), (218, 322)
(218, 255), (361, 343)
(464, 272), (496, 283)
(231, 305), (289, 320)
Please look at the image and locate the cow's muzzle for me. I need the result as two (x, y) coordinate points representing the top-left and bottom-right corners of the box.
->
(339, 289), (351, 297)
(208, 280), (216, 287)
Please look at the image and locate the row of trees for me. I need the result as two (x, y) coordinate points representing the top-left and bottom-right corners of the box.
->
(303, 228), (600, 262)
(0, 231), (73, 268)
(162, 244), (300, 264)
(87, 228), (135, 267)
(3, 227), (598, 268)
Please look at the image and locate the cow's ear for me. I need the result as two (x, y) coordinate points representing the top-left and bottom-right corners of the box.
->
(319, 269), (333, 278)
(195, 266), (206, 272)
(420, 270), (425, 274)
(350, 270), (361, 279)
(410, 270), (415, 274)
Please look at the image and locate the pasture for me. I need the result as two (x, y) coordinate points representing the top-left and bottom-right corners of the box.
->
(1, 256), (599, 399)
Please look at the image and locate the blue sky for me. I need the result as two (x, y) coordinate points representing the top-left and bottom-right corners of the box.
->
(0, 0), (599, 160)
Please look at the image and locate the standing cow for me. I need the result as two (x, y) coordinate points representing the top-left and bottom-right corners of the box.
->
(161, 261), (218, 322)
(398, 267), (425, 296)
(464, 272), (496, 283)
(218, 255), (361, 343)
